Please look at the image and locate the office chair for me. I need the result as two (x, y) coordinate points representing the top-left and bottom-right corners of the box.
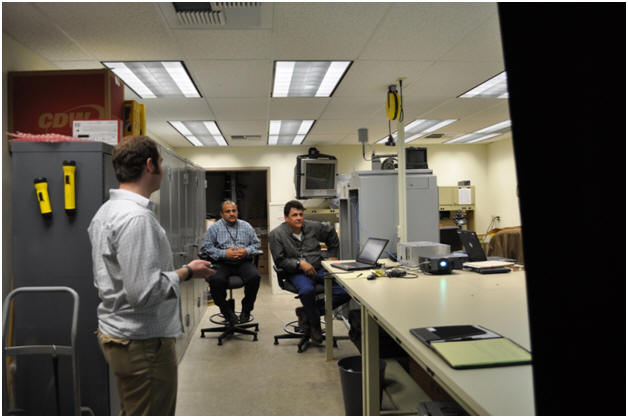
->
(272, 265), (338, 353)
(199, 254), (260, 346)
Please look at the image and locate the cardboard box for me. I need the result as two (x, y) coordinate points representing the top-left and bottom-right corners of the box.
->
(8, 69), (125, 137)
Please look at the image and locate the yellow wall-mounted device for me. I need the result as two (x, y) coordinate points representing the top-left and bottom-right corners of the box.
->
(138, 103), (146, 135)
(34, 177), (52, 217)
(386, 85), (400, 120)
(63, 160), (76, 214)
(123, 100), (144, 136)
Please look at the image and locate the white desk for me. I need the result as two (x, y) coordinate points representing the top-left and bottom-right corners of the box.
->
(322, 260), (534, 416)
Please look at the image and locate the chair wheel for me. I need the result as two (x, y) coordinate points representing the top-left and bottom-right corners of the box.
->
(201, 332), (205, 338)
(274, 338), (278, 345)
(255, 325), (259, 331)
(218, 339), (223, 346)
(253, 335), (258, 341)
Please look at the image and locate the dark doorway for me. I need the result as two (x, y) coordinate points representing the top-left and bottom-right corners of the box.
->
(205, 169), (270, 279)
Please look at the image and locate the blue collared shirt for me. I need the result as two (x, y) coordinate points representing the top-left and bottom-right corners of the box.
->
(200, 218), (261, 261)
(87, 189), (183, 339)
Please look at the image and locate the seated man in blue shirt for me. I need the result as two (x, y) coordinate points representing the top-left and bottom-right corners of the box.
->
(200, 200), (262, 325)
(269, 200), (350, 344)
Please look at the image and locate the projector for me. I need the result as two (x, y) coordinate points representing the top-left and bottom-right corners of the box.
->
(419, 256), (453, 275)
(397, 241), (450, 267)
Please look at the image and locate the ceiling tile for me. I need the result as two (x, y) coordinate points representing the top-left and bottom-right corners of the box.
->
(361, 3), (498, 61)
(320, 97), (382, 120)
(271, 3), (390, 59)
(440, 14), (504, 63)
(334, 60), (433, 98)
(172, 29), (272, 59)
(269, 98), (329, 120)
(210, 99), (270, 120)
(187, 59), (272, 98)
(2, 3), (92, 61)
(143, 98), (215, 121)
(402, 61), (506, 98)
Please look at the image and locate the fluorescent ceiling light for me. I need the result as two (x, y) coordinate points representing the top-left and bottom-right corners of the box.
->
(459, 72), (509, 99)
(103, 61), (201, 99)
(445, 133), (500, 144)
(376, 119), (457, 144)
(272, 61), (351, 97)
(445, 120), (511, 144)
(169, 120), (227, 146)
(475, 120), (511, 133)
(267, 120), (315, 145)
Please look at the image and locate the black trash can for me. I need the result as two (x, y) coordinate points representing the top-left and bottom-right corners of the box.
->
(337, 356), (386, 416)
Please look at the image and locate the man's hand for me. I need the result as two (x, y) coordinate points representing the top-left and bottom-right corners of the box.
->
(225, 247), (243, 261)
(182, 259), (216, 281)
(298, 260), (316, 276)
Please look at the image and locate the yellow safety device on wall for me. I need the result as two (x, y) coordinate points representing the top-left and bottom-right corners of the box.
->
(63, 160), (76, 214)
(34, 177), (52, 217)
(139, 103), (146, 135)
(386, 85), (400, 120)
(123, 100), (141, 136)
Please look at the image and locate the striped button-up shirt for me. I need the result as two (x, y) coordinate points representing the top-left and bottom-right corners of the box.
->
(88, 189), (183, 339)
(200, 218), (261, 261)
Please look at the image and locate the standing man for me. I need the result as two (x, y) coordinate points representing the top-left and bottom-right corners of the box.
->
(200, 200), (262, 325)
(88, 135), (215, 416)
(268, 200), (350, 344)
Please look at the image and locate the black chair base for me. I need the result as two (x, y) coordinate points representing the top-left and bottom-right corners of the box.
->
(273, 320), (338, 353)
(201, 321), (259, 345)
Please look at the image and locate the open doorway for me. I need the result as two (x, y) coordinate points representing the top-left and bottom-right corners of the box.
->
(205, 169), (270, 282)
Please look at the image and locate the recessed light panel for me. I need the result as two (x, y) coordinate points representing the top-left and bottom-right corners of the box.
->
(272, 61), (351, 97)
(459, 72), (509, 99)
(103, 61), (201, 99)
(376, 119), (457, 144)
(445, 120), (511, 144)
(268, 120), (315, 145)
(169, 121), (227, 146)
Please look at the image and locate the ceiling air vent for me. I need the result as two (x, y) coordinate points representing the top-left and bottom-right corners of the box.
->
(425, 133), (445, 139)
(173, 3), (225, 25)
(231, 135), (261, 141)
(211, 2), (262, 8)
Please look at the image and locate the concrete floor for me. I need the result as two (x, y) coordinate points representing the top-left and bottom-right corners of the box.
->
(176, 275), (360, 416)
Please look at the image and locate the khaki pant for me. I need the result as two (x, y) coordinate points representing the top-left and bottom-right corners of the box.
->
(97, 331), (178, 416)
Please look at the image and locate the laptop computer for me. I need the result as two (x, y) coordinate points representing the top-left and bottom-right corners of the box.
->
(331, 238), (389, 271)
(457, 230), (488, 261)
(457, 230), (515, 274)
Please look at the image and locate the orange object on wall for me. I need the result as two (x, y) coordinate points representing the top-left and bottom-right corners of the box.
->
(8, 69), (125, 137)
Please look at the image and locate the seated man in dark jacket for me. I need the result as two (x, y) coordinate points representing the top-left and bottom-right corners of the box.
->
(269, 200), (350, 344)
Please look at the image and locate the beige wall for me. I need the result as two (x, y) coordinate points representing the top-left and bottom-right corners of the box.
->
(487, 137), (521, 228)
(175, 141), (520, 234)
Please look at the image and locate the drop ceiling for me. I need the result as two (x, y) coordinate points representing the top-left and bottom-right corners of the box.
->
(2, 2), (512, 148)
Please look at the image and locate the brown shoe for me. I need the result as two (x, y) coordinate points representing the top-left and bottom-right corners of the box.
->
(295, 307), (310, 335)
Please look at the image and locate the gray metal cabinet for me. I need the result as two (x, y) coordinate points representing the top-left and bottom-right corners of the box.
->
(10, 142), (117, 415)
(343, 169), (439, 257)
(9, 142), (207, 414)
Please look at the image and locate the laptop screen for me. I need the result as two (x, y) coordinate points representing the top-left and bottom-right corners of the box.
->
(457, 230), (487, 261)
(356, 238), (389, 264)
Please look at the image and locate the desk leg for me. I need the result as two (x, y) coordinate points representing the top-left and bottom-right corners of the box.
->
(361, 305), (379, 416)
(325, 277), (333, 361)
